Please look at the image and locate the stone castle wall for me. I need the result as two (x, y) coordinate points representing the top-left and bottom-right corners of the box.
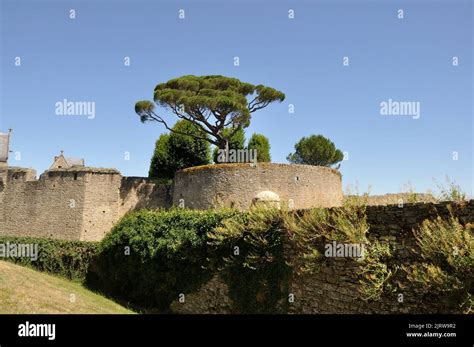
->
(1, 163), (343, 241)
(347, 193), (437, 206)
(170, 200), (474, 314)
(173, 163), (343, 210)
(1, 160), (471, 313)
(78, 169), (123, 241)
(0, 167), (87, 240)
(0, 167), (170, 241)
(287, 200), (474, 314)
(119, 177), (171, 216)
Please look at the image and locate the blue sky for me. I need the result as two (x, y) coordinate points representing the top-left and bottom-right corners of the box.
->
(0, 0), (472, 196)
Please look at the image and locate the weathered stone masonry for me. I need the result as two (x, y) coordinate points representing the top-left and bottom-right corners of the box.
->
(170, 200), (474, 314)
(0, 163), (342, 241)
(1, 156), (472, 313)
(0, 167), (170, 241)
(173, 163), (343, 210)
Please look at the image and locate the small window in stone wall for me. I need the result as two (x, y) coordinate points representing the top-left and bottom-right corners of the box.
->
(294, 176), (299, 182)
(73, 173), (78, 180)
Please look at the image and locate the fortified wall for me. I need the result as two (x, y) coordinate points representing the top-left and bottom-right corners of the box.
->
(345, 193), (437, 206)
(169, 200), (474, 314)
(0, 163), (343, 241)
(0, 166), (170, 241)
(173, 163), (343, 210)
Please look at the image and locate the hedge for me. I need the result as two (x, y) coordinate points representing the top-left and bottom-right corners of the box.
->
(87, 208), (239, 311)
(0, 235), (99, 282)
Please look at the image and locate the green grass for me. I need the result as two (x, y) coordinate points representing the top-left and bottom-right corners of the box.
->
(0, 260), (134, 314)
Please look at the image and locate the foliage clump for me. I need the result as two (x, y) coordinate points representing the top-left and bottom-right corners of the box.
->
(287, 134), (343, 168)
(207, 202), (370, 313)
(90, 208), (237, 311)
(359, 241), (394, 301)
(247, 133), (271, 163)
(404, 216), (474, 313)
(149, 120), (211, 181)
(0, 236), (98, 282)
(208, 208), (291, 313)
(136, 75), (285, 151)
(435, 176), (467, 202)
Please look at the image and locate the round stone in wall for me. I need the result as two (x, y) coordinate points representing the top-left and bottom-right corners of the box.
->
(252, 191), (281, 209)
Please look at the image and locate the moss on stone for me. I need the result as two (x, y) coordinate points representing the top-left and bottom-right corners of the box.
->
(46, 167), (120, 174)
(178, 162), (342, 178)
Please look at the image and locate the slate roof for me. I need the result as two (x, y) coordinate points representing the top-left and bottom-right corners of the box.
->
(65, 157), (85, 167)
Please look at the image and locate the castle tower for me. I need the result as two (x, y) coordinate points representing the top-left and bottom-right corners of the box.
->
(0, 129), (11, 188)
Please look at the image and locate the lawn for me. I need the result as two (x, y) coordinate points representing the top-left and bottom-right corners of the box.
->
(0, 260), (134, 314)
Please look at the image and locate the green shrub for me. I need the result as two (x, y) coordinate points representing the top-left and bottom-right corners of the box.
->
(148, 133), (172, 181)
(89, 208), (237, 311)
(359, 241), (394, 301)
(401, 181), (421, 203)
(149, 120), (211, 181)
(209, 208), (291, 313)
(404, 216), (474, 312)
(0, 235), (98, 282)
(212, 127), (246, 163)
(283, 204), (398, 302)
(208, 205), (369, 313)
(283, 204), (368, 246)
(435, 176), (467, 202)
(247, 133), (271, 162)
(287, 134), (343, 168)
